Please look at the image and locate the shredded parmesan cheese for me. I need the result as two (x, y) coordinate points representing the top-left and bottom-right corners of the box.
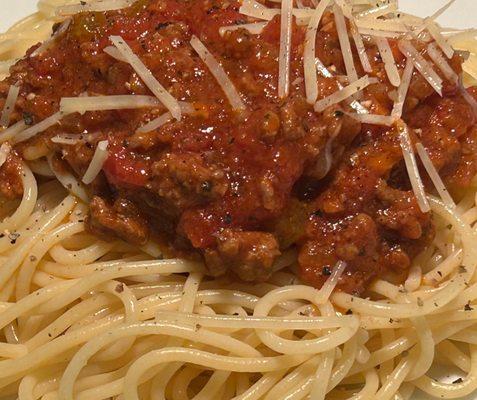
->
(350, 22), (372, 73)
(82, 140), (109, 184)
(278, 0), (293, 98)
(397, 121), (430, 213)
(219, 22), (268, 36)
(56, 0), (137, 16)
(347, 113), (395, 126)
(137, 102), (194, 133)
(375, 37), (400, 87)
(137, 112), (173, 134)
(103, 46), (128, 62)
(50, 134), (81, 145)
(239, 0), (278, 21)
(60, 95), (161, 114)
(0, 120), (26, 144)
(47, 154), (89, 203)
(14, 112), (65, 144)
(427, 43), (458, 84)
(415, 142), (455, 209)
(426, 20), (454, 59)
(358, 28), (403, 38)
(190, 36), (246, 111)
(314, 75), (371, 112)
(31, 19), (71, 57)
(0, 143), (11, 169)
(398, 40), (443, 96)
(355, 3), (397, 20)
(110, 35), (182, 120)
(334, 3), (358, 83)
(391, 59), (414, 119)
(355, 18), (408, 33)
(304, 0), (331, 104)
(0, 85), (20, 128)
(460, 84), (477, 117)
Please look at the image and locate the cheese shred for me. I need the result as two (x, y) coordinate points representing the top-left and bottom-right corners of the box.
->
(304, 0), (331, 104)
(333, 3), (358, 83)
(60, 95), (162, 114)
(278, 0), (293, 98)
(82, 140), (109, 184)
(398, 40), (443, 96)
(314, 75), (371, 113)
(375, 37), (401, 87)
(110, 35), (182, 120)
(397, 121), (431, 213)
(416, 142), (456, 209)
(190, 36), (246, 112)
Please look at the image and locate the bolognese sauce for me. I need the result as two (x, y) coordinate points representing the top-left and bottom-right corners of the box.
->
(0, 0), (476, 294)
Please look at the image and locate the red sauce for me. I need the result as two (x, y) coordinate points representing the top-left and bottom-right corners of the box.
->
(1, 0), (476, 294)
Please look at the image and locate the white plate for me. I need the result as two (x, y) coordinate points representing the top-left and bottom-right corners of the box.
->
(1, 1), (477, 400)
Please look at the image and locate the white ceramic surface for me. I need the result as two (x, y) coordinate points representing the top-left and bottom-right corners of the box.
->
(1, 1), (477, 399)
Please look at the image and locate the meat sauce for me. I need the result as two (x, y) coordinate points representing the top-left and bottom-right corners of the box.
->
(1, 0), (476, 294)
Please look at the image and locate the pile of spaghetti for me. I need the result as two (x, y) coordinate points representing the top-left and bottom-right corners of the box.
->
(1, 1), (477, 400)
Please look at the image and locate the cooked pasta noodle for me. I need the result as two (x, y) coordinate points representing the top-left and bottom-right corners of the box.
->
(0, 0), (477, 400)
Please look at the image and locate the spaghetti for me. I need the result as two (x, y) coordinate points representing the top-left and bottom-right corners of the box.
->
(0, 1), (477, 400)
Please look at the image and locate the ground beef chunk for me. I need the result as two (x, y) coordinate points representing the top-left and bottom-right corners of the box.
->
(0, 152), (23, 200)
(150, 152), (228, 209)
(86, 196), (149, 245)
(299, 213), (381, 294)
(204, 229), (280, 281)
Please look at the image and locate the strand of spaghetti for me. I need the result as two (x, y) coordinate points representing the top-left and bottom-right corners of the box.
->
(428, 195), (477, 271)
(437, 340), (471, 373)
(122, 348), (308, 400)
(423, 248), (463, 285)
(0, 163), (37, 232)
(2, 320), (263, 387)
(413, 345), (477, 398)
(155, 311), (355, 330)
(47, 154), (89, 203)
(234, 370), (287, 400)
(328, 334), (358, 391)
(16, 222), (84, 301)
(269, 359), (320, 400)
(149, 362), (182, 400)
(57, 322), (281, 399)
(405, 317), (434, 381)
(0, 279), (79, 331)
(91, 281), (140, 363)
(48, 241), (115, 265)
(194, 370), (231, 400)
(375, 357), (414, 400)
(349, 369), (380, 400)
(34, 260), (204, 314)
(349, 320), (476, 377)
(309, 349), (334, 400)
(253, 286), (359, 353)
(332, 273), (465, 318)
(0, 195), (76, 290)
(25, 294), (116, 350)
